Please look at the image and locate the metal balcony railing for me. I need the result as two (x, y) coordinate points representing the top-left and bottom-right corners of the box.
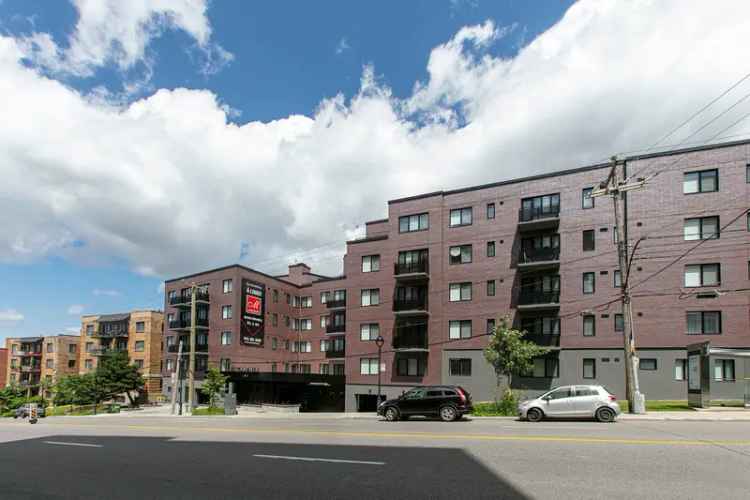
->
(393, 326), (428, 350)
(326, 298), (346, 309)
(169, 290), (210, 306)
(523, 333), (561, 347)
(518, 290), (560, 306)
(168, 318), (209, 330)
(392, 296), (428, 312)
(394, 260), (429, 276)
(519, 246), (560, 264)
(326, 323), (346, 334)
(518, 205), (560, 223)
(166, 343), (209, 353)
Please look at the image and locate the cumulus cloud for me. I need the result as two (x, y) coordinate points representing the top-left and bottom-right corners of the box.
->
(0, 309), (24, 322)
(93, 289), (120, 297)
(1, 1), (750, 279)
(16, 0), (231, 77)
(335, 37), (350, 55)
(67, 304), (85, 315)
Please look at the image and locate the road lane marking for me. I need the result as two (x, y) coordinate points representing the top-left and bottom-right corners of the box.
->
(43, 441), (102, 448)
(253, 454), (384, 465)
(32, 422), (750, 447)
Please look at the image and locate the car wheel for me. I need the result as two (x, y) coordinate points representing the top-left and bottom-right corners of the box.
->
(526, 408), (543, 422)
(384, 407), (400, 422)
(439, 406), (457, 422)
(596, 407), (615, 423)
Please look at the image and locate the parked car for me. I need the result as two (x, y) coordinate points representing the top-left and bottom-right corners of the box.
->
(518, 385), (620, 422)
(377, 385), (473, 422)
(14, 404), (46, 419)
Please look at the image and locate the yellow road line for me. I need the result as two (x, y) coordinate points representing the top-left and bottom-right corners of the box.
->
(29, 421), (750, 447)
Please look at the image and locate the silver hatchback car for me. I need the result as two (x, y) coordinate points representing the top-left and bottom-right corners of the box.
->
(518, 385), (620, 422)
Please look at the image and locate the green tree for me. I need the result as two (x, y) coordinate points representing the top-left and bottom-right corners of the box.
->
(484, 316), (550, 395)
(96, 351), (144, 407)
(53, 375), (80, 406)
(200, 368), (228, 409)
(77, 373), (110, 413)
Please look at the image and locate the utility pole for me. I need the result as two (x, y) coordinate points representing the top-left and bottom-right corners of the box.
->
(170, 339), (184, 415)
(186, 284), (197, 414)
(591, 156), (647, 414)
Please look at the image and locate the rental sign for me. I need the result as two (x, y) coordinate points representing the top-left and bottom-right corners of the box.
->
(241, 279), (265, 347)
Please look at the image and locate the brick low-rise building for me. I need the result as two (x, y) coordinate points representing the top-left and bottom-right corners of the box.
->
(79, 310), (164, 401)
(164, 139), (750, 411)
(4, 335), (79, 397)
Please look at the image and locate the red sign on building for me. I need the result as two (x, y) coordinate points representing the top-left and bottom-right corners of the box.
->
(245, 295), (261, 315)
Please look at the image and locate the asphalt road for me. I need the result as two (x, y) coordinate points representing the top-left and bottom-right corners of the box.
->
(1, 415), (749, 499)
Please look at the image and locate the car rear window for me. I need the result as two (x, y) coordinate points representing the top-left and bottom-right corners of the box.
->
(444, 390), (456, 396)
(575, 387), (598, 397)
(426, 390), (443, 397)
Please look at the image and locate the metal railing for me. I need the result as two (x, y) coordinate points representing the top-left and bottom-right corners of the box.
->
(518, 290), (560, 305)
(394, 260), (429, 275)
(326, 323), (346, 334)
(168, 318), (209, 329)
(326, 299), (346, 309)
(519, 246), (560, 264)
(393, 295), (428, 312)
(169, 290), (210, 306)
(393, 326), (428, 350)
(518, 205), (560, 223)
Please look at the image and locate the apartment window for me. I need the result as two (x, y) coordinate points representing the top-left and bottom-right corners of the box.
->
(486, 241), (496, 257)
(487, 280), (496, 297)
(396, 357), (425, 377)
(134, 359), (144, 369)
(272, 313), (278, 327)
(292, 341), (312, 353)
(449, 282), (472, 302)
(135, 341), (145, 352)
(165, 336), (175, 348)
(133, 321), (145, 333)
(222, 305), (232, 319)
(684, 263), (720, 287)
(46, 343), (53, 353)
(272, 289), (278, 303)
(532, 358), (559, 378)
(167, 313), (174, 324)
(302, 296), (313, 308)
(687, 311), (722, 334)
(583, 315), (596, 337)
(583, 358), (596, 379)
(221, 331), (232, 345)
(399, 213), (429, 233)
(714, 359), (735, 381)
(449, 207), (472, 227)
(675, 359), (687, 381)
(45, 359), (53, 369)
(164, 359), (174, 371)
(361, 289), (380, 306)
(320, 291), (329, 304)
(614, 314), (624, 332)
(292, 296), (300, 307)
(320, 339), (329, 352)
(362, 255), (380, 272)
(320, 315), (330, 328)
(449, 320), (472, 339)
(286, 293), (291, 304)
(271, 337), (278, 350)
(86, 324), (94, 336)
(449, 359), (472, 376)
(583, 272), (595, 294)
(222, 279), (232, 294)
(68, 360), (76, 368)
(285, 340), (290, 351)
(487, 202), (495, 219)
(284, 315), (290, 328)
(683, 169), (718, 194)
(360, 323), (380, 341)
(299, 319), (312, 331)
(449, 245), (472, 265)
(582, 230), (595, 251)
(85, 342), (94, 353)
(68, 344), (76, 354)
(684, 216), (719, 240)
(360, 358), (379, 375)
(613, 270), (622, 288)
(486, 319), (495, 333)
(582, 187), (594, 209)
(639, 358), (657, 371)
(85, 359), (93, 370)
(220, 358), (231, 371)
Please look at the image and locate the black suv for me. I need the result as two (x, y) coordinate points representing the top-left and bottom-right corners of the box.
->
(377, 385), (473, 421)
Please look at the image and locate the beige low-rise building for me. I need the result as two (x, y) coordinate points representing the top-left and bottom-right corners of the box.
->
(78, 310), (164, 401)
(5, 334), (79, 397)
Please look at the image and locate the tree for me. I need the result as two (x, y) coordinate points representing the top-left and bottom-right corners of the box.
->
(96, 351), (144, 407)
(77, 373), (110, 413)
(484, 316), (550, 395)
(200, 368), (228, 409)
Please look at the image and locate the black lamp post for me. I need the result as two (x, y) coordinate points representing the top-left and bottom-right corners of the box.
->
(375, 335), (384, 408)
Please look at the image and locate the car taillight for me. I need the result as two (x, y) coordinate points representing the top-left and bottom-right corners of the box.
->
(457, 388), (467, 404)
(608, 395), (617, 402)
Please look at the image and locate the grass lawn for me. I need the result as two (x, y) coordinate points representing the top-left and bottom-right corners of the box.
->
(619, 400), (692, 412)
(471, 402), (517, 417)
(192, 407), (225, 416)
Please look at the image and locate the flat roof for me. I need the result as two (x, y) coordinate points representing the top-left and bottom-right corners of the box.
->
(166, 263), (301, 288)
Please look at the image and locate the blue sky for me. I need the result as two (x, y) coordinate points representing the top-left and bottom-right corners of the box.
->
(1, 1), (748, 341)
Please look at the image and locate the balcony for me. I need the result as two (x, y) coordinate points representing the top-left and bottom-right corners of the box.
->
(326, 298), (346, 310)
(90, 347), (128, 356)
(18, 350), (42, 357)
(518, 197), (560, 231)
(517, 290), (560, 310)
(325, 339), (345, 359)
(394, 260), (429, 279)
(523, 334), (561, 348)
(326, 323), (346, 334)
(92, 329), (129, 338)
(518, 246), (560, 269)
(20, 365), (41, 372)
(168, 317), (209, 330)
(169, 290), (210, 308)
(167, 343), (209, 353)
(393, 325), (428, 352)
(393, 295), (428, 315)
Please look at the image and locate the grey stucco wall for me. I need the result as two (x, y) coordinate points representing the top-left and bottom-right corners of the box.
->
(441, 349), (499, 402)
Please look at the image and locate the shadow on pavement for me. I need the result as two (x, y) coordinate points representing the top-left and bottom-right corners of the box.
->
(0, 435), (529, 500)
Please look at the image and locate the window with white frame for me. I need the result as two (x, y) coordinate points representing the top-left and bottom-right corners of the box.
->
(582, 187), (594, 209)
(683, 169), (718, 194)
(221, 331), (232, 345)
(449, 320), (471, 339)
(222, 305), (232, 319)
(674, 359), (686, 380)
(449, 282), (472, 302)
(714, 359), (735, 381)
(684, 263), (720, 287)
(360, 358), (379, 375)
(292, 341), (312, 353)
(300, 296), (312, 308)
(449, 207), (472, 227)
(361, 289), (380, 306)
(220, 358), (231, 371)
(223, 279), (232, 293)
(299, 319), (312, 331)
(362, 255), (380, 272)
(360, 323), (380, 341)
(684, 216), (719, 240)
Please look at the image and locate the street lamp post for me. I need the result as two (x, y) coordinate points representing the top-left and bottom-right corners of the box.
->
(375, 335), (384, 408)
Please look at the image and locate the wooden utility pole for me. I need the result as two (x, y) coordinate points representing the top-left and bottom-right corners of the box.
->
(170, 339), (183, 415)
(186, 284), (197, 413)
(592, 156), (647, 414)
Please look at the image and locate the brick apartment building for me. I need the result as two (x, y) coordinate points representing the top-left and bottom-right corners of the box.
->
(162, 264), (346, 410)
(164, 139), (750, 411)
(0, 348), (7, 388)
(79, 310), (164, 401)
(4, 335), (79, 397)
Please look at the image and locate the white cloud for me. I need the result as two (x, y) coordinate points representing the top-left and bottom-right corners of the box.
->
(16, 0), (231, 78)
(67, 304), (85, 315)
(93, 288), (120, 297)
(0, 309), (24, 322)
(335, 37), (350, 55)
(157, 282), (166, 295)
(1, 1), (750, 279)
